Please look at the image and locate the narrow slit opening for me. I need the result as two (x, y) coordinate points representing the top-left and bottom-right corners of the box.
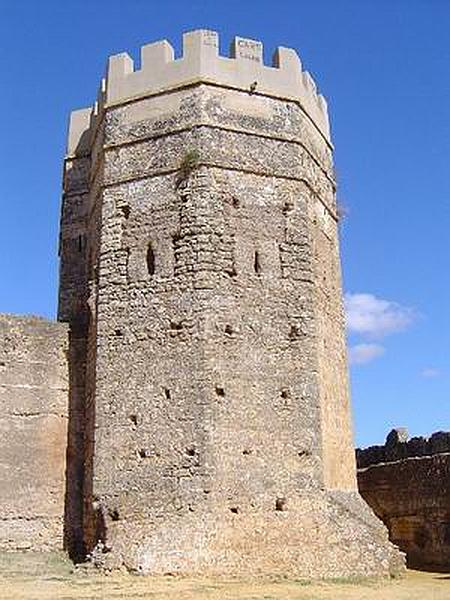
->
(108, 508), (120, 522)
(146, 243), (155, 276)
(275, 497), (287, 511)
(254, 250), (261, 274)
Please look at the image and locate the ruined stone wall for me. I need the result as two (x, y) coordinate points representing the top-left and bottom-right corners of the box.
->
(0, 315), (68, 551)
(62, 30), (403, 577)
(357, 430), (450, 571)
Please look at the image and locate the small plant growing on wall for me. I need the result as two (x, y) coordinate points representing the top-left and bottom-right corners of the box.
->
(175, 149), (200, 189)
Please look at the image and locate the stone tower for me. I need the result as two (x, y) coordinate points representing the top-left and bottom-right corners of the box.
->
(60, 30), (403, 576)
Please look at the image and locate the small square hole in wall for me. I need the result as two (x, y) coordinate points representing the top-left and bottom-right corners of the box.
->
(164, 388), (171, 400)
(275, 497), (287, 511)
(282, 201), (294, 215)
(289, 325), (301, 340)
(298, 449), (311, 458)
(230, 507), (239, 514)
(121, 205), (131, 219)
(170, 321), (183, 332)
(108, 508), (120, 522)
(224, 324), (233, 336)
(215, 386), (225, 397)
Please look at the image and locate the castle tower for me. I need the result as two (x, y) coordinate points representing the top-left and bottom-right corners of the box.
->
(60, 30), (403, 576)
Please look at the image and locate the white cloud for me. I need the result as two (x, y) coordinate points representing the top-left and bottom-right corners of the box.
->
(349, 343), (385, 365)
(420, 368), (440, 378)
(345, 293), (415, 339)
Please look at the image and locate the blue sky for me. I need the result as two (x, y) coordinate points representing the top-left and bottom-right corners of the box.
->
(0, 1), (448, 447)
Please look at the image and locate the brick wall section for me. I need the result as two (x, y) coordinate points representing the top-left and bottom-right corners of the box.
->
(357, 430), (450, 571)
(0, 315), (69, 551)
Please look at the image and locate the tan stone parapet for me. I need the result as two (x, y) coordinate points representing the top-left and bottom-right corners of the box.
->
(67, 107), (93, 156)
(66, 78), (106, 157)
(67, 30), (330, 157)
(104, 30), (330, 141)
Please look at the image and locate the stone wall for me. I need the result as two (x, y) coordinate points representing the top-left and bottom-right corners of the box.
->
(357, 429), (450, 571)
(0, 315), (69, 551)
(58, 30), (403, 577)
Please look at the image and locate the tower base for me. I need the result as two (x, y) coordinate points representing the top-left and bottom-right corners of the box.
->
(92, 490), (405, 578)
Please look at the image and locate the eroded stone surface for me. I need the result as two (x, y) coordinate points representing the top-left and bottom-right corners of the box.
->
(57, 32), (404, 576)
(357, 430), (450, 571)
(0, 315), (68, 551)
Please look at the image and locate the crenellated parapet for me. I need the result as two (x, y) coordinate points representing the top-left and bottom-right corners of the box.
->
(67, 29), (330, 155)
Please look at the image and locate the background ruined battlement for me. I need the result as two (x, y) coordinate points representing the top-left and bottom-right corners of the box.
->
(356, 428), (450, 468)
(357, 429), (450, 571)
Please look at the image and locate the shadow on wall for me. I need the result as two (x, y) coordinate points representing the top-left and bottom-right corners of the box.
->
(61, 125), (97, 563)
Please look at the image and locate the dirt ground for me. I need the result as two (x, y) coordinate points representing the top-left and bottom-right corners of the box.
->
(0, 552), (448, 600)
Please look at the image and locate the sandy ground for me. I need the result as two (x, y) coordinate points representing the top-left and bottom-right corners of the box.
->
(0, 553), (448, 600)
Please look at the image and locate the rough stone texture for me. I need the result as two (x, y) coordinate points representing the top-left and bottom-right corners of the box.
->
(57, 30), (404, 577)
(357, 429), (450, 572)
(0, 315), (69, 551)
(104, 30), (330, 140)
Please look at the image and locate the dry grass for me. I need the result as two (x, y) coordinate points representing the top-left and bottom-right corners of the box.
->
(0, 552), (448, 600)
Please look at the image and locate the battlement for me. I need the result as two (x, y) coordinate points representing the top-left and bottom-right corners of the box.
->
(67, 29), (330, 155)
(356, 428), (450, 469)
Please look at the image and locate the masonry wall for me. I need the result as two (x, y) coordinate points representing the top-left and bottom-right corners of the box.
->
(78, 82), (329, 567)
(311, 199), (356, 490)
(60, 30), (404, 577)
(357, 431), (450, 571)
(0, 315), (69, 551)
